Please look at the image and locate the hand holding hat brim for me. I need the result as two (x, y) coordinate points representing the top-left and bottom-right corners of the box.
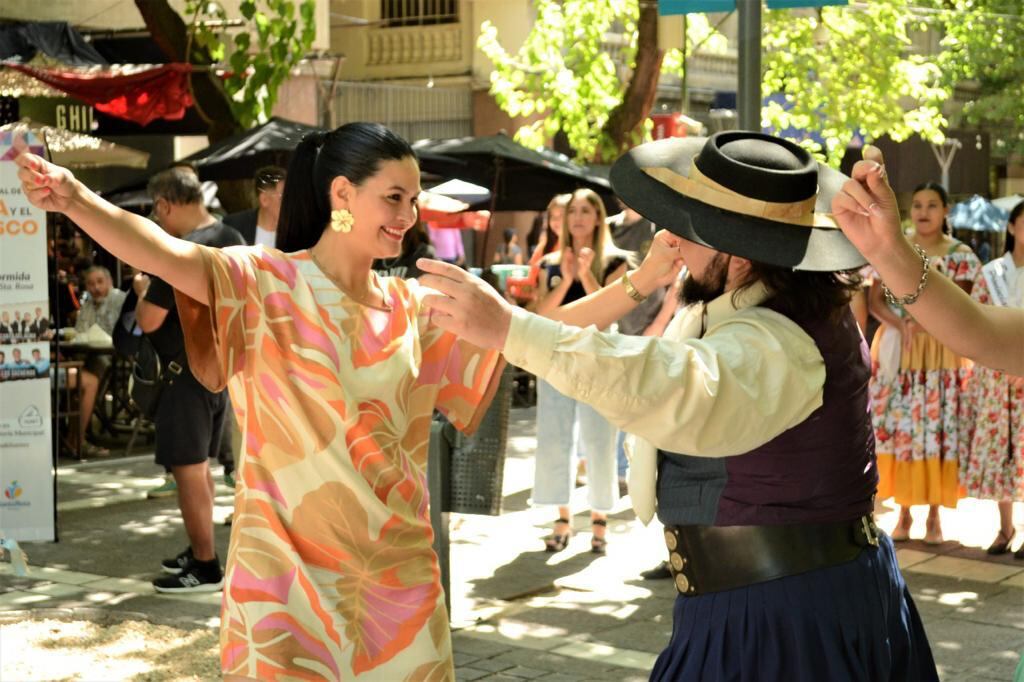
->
(832, 144), (902, 264)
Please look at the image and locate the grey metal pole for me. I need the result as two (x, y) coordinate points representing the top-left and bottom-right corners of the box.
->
(737, 0), (762, 132)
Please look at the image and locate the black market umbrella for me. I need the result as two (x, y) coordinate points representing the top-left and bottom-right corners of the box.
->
(182, 116), (464, 183)
(180, 116), (325, 181)
(413, 134), (615, 264)
(412, 133), (614, 212)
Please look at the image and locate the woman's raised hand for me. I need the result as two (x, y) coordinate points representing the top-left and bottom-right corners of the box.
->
(576, 247), (595, 274)
(637, 230), (685, 289)
(560, 247), (578, 281)
(832, 145), (902, 262)
(16, 147), (77, 214)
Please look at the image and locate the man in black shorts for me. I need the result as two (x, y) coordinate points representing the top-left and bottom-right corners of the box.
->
(135, 167), (245, 592)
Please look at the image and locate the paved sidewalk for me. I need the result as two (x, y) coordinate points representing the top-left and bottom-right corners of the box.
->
(1, 407), (1023, 681)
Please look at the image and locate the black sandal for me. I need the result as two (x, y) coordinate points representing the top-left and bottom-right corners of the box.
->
(545, 518), (572, 552)
(591, 519), (608, 554)
(988, 528), (1016, 555)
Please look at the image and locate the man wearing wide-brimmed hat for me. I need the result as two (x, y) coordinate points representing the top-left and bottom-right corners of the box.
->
(417, 131), (938, 681)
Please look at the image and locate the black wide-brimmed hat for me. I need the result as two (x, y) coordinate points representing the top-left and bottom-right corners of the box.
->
(609, 132), (866, 271)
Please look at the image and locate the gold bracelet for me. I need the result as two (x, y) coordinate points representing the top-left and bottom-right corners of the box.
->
(881, 243), (930, 307)
(621, 270), (647, 302)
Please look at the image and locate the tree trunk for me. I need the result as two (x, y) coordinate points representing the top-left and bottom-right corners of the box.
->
(133, 0), (240, 143)
(134, 0), (251, 211)
(599, 4), (664, 163)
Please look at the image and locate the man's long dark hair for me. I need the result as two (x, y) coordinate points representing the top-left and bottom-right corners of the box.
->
(1004, 201), (1023, 254)
(736, 262), (864, 324)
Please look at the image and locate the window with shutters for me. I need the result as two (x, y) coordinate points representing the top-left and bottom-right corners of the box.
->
(380, 0), (458, 27)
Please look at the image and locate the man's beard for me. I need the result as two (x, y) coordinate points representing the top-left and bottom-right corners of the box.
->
(680, 253), (731, 305)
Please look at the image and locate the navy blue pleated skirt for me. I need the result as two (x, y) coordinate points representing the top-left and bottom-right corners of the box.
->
(650, 534), (938, 682)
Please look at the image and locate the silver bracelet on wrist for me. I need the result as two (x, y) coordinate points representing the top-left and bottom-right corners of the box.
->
(881, 243), (930, 307)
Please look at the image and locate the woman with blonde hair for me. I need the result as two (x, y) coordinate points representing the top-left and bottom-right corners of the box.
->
(532, 188), (633, 553)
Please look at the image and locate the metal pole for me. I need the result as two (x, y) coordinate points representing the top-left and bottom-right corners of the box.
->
(737, 0), (762, 132)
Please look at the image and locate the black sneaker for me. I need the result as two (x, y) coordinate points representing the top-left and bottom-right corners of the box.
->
(640, 561), (672, 580)
(152, 558), (223, 593)
(160, 547), (193, 575)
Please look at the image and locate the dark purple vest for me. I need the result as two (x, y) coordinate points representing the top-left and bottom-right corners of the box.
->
(655, 304), (877, 527)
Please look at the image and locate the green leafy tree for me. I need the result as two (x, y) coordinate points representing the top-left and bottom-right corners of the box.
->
(478, 0), (726, 163)
(186, 0), (317, 129)
(135, 0), (316, 137)
(933, 0), (1024, 158)
(762, 3), (950, 167)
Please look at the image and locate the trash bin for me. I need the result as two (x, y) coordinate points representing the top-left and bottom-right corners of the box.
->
(428, 365), (514, 616)
(443, 365), (512, 515)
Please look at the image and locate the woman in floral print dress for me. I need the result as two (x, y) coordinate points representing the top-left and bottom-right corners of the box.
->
(16, 123), (503, 681)
(962, 200), (1024, 558)
(869, 182), (981, 544)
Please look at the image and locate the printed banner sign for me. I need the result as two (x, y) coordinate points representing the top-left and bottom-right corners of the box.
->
(0, 129), (55, 542)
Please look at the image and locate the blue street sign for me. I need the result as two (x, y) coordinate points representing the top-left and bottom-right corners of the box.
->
(766, 0), (847, 7)
(658, 0), (735, 14)
(659, 0), (848, 13)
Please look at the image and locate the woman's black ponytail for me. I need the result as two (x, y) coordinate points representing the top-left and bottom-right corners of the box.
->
(275, 123), (416, 252)
(276, 132), (328, 251)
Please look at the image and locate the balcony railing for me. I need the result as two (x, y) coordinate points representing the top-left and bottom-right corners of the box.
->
(367, 24), (464, 66)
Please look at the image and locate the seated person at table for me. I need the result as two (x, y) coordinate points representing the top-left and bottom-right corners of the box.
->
(74, 265), (127, 457)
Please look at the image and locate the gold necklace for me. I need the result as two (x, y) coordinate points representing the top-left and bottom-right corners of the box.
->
(309, 249), (393, 313)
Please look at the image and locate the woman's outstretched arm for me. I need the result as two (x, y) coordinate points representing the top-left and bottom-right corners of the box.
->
(833, 146), (1024, 375)
(17, 151), (210, 305)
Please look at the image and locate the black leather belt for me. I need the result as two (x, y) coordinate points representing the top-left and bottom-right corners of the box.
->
(664, 515), (881, 596)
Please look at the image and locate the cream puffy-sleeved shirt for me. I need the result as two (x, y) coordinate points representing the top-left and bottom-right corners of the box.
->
(503, 283), (828, 523)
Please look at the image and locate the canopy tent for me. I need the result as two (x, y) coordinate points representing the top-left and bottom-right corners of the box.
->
(992, 194), (1024, 213)
(426, 178), (490, 204)
(6, 63), (193, 127)
(179, 116), (321, 181)
(0, 119), (149, 168)
(412, 133), (614, 212)
(948, 194), (1010, 232)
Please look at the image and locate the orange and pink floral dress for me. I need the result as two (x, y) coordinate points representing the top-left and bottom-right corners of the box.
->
(176, 245), (502, 681)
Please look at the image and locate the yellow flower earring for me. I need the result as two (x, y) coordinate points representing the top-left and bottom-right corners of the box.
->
(330, 208), (354, 233)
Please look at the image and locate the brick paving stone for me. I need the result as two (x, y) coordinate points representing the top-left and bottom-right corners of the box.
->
(501, 665), (549, 679)
(593, 667), (650, 681)
(489, 650), (616, 677)
(535, 674), (590, 682)
(452, 635), (516, 659)
(455, 667), (491, 681)
(454, 652), (481, 667)
(477, 676), (522, 682)
(471, 658), (515, 673)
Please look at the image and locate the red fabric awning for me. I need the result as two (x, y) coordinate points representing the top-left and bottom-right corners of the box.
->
(7, 63), (194, 126)
(423, 210), (491, 230)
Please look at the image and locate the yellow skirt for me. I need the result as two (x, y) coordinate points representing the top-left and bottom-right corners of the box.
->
(870, 325), (971, 508)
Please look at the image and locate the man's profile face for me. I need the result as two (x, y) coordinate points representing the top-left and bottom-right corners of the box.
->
(1, 311), (9, 324)
(85, 270), (112, 301)
(34, 307), (43, 318)
(31, 349), (41, 361)
(679, 240), (732, 305)
(12, 349), (22, 361)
